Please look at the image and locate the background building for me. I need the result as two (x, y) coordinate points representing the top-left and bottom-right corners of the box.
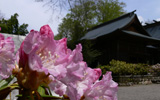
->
(82, 11), (160, 67)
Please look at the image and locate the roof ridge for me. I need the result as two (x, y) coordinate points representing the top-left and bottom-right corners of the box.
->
(144, 21), (160, 28)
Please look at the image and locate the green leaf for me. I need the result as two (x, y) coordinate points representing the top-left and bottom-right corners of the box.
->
(16, 94), (22, 97)
(37, 86), (46, 96)
(16, 92), (63, 100)
(0, 75), (15, 90)
(37, 86), (64, 100)
(38, 84), (52, 96)
(0, 83), (19, 100)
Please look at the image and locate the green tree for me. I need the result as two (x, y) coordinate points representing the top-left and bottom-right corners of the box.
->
(96, 0), (126, 23)
(56, 0), (126, 66)
(56, 0), (126, 41)
(0, 13), (28, 35)
(56, 0), (97, 43)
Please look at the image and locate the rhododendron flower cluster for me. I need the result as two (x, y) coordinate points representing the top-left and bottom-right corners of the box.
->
(0, 33), (15, 79)
(0, 25), (118, 100)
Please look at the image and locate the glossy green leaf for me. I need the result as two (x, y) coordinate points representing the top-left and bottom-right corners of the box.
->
(37, 86), (46, 96)
(37, 86), (63, 99)
(0, 75), (15, 90)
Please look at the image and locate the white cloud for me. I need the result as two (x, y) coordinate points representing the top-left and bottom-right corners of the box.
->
(156, 18), (160, 21)
(0, 0), (67, 35)
(138, 16), (145, 25)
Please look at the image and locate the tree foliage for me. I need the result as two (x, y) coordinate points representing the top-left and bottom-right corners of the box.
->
(96, 0), (126, 23)
(0, 13), (28, 35)
(56, 0), (126, 40)
(55, 0), (126, 66)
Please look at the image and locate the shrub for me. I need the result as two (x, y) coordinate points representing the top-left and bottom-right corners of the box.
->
(98, 59), (151, 76)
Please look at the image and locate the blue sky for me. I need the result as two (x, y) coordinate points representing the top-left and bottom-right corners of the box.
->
(0, 0), (67, 35)
(120, 0), (160, 22)
(0, 0), (160, 35)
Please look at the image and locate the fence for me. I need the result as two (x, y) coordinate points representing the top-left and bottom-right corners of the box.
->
(113, 75), (153, 86)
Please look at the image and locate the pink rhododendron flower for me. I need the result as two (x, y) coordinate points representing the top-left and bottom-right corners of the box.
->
(69, 43), (83, 63)
(61, 61), (88, 100)
(84, 72), (118, 100)
(16, 25), (84, 90)
(62, 67), (102, 100)
(22, 25), (71, 78)
(0, 33), (15, 79)
(48, 75), (67, 96)
(16, 42), (48, 90)
(16, 25), (70, 90)
(15, 25), (118, 100)
(48, 43), (86, 97)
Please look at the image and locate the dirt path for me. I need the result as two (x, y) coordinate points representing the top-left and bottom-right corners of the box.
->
(118, 84), (160, 100)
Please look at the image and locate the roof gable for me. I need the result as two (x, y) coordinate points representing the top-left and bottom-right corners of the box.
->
(122, 15), (150, 36)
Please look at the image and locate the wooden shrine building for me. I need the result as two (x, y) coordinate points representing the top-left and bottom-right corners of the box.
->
(81, 11), (160, 66)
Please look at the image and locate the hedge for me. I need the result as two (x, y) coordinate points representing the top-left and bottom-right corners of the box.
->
(98, 59), (151, 76)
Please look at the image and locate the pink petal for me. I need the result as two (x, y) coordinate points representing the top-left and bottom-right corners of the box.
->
(0, 33), (15, 79)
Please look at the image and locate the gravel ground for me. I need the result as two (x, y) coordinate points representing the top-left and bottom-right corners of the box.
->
(7, 83), (160, 100)
(118, 84), (160, 100)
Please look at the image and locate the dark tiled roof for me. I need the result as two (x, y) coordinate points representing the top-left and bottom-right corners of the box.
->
(122, 30), (160, 42)
(81, 11), (136, 40)
(81, 11), (150, 40)
(144, 22), (160, 39)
